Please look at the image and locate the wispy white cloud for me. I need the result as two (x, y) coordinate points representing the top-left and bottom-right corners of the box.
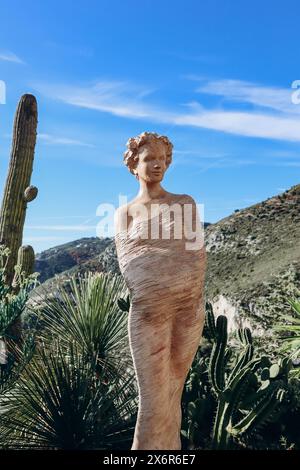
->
(30, 215), (95, 220)
(23, 236), (69, 242)
(0, 51), (25, 64)
(173, 150), (202, 155)
(38, 133), (95, 148)
(193, 158), (255, 173)
(25, 225), (96, 231)
(34, 80), (158, 119)
(173, 110), (300, 142)
(171, 150), (236, 169)
(195, 78), (300, 115)
(33, 78), (300, 143)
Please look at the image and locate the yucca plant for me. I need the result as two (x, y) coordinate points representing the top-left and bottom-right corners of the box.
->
(0, 339), (137, 449)
(28, 271), (133, 382)
(0, 269), (138, 449)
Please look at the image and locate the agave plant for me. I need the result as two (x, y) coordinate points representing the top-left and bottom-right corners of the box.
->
(0, 339), (137, 449)
(28, 271), (133, 382)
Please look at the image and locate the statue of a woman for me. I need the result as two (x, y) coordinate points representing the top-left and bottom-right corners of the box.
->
(114, 132), (206, 450)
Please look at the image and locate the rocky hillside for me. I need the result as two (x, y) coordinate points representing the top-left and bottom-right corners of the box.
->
(205, 183), (300, 338)
(29, 222), (211, 308)
(34, 237), (112, 283)
(30, 185), (300, 343)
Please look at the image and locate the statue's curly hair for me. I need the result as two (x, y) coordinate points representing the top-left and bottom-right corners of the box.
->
(123, 131), (173, 176)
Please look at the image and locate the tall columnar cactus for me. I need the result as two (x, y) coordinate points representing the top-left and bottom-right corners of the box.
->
(7, 245), (36, 344)
(0, 94), (38, 346)
(0, 94), (38, 287)
(12, 245), (35, 291)
(206, 303), (290, 449)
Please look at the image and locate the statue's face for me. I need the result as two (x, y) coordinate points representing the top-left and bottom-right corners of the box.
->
(133, 140), (168, 183)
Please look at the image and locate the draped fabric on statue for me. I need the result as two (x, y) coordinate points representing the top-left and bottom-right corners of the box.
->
(115, 195), (206, 450)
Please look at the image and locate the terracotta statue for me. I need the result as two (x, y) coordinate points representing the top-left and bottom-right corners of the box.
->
(114, 132), (206, 450)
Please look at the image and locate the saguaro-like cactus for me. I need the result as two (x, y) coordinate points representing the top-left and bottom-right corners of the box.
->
(12, 245), (35, 290)
(206, 302), (290, 449)
(0, 94), (38, 345)
(0, 94), (38, 287)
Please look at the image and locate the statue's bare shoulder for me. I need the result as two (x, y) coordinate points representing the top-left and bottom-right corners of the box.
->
(127, 192), (191, 206)
(164, 193), (197, 209)
(115, 193), (197, 235)
(175, 193), (196, 202)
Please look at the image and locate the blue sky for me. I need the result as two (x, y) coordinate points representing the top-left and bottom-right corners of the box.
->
(0, 0), (299, 254)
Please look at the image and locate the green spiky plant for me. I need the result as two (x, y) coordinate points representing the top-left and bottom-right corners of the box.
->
(0, 271), (138, 449)
(273, 298), (300, 378)
(0, 94), (38, 286)
(28, 271), (133, 382)
(0, 245), (39, 396)
(181, 344), (215, 449)
(182, 302), (291, 450)
(12, 245), (35, 291)
(208, 302), (290, 449)
(0, 94), (38, 346)
(0, 339), (137, 449)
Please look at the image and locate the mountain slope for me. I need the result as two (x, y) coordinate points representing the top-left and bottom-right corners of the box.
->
(30, 185), (300, 341)
(205, 183), (300, 336)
